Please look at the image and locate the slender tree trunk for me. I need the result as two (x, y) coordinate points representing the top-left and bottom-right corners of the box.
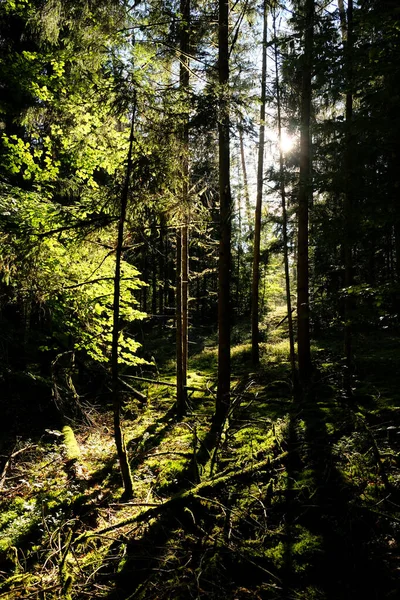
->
(343, 0), (354, 380)
(338, 0), (347, 40)
(251, 0), (268, 366)
(296, 0), (314, 386)
(239, 128), (252, 313)
(239, 127), (252, 233)
(176, 225), (183, 409)
(273, 10), (296, 385)
(216, 0), (232, 423)
(151, 247), (157, 317)
(236, 155), (243, 313)
(111, 98), (137, 500)
(141, 250), (148, 313)
(181, 219), (188, 408)
(159, 221), (165, 321)
(176, 0), (190, 416)
(395, 221), (400, 281)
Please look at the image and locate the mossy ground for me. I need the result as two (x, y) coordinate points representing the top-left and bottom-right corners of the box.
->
(0, 319), (399, 599)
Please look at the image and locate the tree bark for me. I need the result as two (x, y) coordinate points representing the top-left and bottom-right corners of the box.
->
(176, 225), (184, 411)
(111, 99), (137, 500)
(216, 0), (232, 424)
(343, 0), (354, 381)
(239, 126), (252, 234)
(296, 0), (314, 386)
(251, 0), (268, 366)
(273, 9), (296, 385)
(176, 0), (190, 417)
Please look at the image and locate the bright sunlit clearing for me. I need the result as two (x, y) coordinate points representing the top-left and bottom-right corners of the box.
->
(280, 130), (296, 154)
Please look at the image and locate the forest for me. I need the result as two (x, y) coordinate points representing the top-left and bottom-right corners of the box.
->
(0, 0), (399, 598)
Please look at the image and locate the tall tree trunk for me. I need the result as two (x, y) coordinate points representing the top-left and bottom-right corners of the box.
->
(273, 10), (296, 385)
(239, 126), (252, 234)
(343, 0), (354, 382)
(216, 0), (232, 424)
(111, 98), (137, 500)
(395, 221), (400, 282)
(176, 0), (190, 416)
(235, 154), (243, 314)
(251, 0), (268, 366)
(239, 127), (252, 313)
(296, 0), (314, 386)
(159, 221), (165, 321)
(141, 250), (148, 313)
(151, 245), (157, 317)
(176, 226), (183, 410)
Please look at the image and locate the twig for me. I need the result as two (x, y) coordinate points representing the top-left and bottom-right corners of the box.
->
(109, 502), (163, 508)
(0, 444), (38, 490)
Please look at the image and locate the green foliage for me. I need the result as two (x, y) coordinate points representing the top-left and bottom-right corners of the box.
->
(0, 497), (40, 553)
(0, 184), (146, 367)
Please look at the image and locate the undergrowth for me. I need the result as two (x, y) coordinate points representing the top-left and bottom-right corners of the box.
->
(0, 326), (399, 599)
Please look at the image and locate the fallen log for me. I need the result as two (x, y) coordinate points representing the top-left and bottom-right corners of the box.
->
(75, 451), (287, 543)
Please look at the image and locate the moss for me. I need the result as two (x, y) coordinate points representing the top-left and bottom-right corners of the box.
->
(0, 573), (40, 594)
(264, 527), (323, 574)
(264, 541), (286, 569)
(0, 499), (41, 553)
(62, 425), (80, 462)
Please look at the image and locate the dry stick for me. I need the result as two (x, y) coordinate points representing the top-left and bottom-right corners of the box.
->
(121, 374), (176, 387)
(110, 502), (162, 508)
(121, 374), (206, 392)
(0, 444), (38, 490)
(118, 378), (147, 402)
(273, 308), (296, 331)
(74, 451), (287, 543)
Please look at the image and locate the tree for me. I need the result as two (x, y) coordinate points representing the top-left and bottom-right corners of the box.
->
(111, 101), (137, 500)
(273, 8), (296, 385)
(216, 0), (232, 423)
(296, 0), (314, 386)
(341, 0), (354, 390)
(251, 0), (268, 366)
(176, 0), (191, 417)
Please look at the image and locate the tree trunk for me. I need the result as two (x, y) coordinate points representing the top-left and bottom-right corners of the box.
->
(176, 0), (190, 417)
(239, 127), (252, 234)
(111, 100), (137, 500)
(273, 9), (296, 386)
(216, 0), (232, 424)
(343, 0), (354, 381)
(176, 226), (184, 411)
(296, 0), (314, 386)
(151, 247), (157, 317)
(159, 221), (165, 321)
(251, 0), (268, 366)
(235, 156), (243, 314)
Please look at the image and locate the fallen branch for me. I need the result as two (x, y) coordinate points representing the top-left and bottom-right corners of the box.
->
(121, 375), (176, 387)
(109, 502), (162, 508)
(273, 307), (296, 330)
(121, 374), (206, 392)
(119, 378), (147, 402)
(74, 451), (287, 543)
(0, 444), (38, 490)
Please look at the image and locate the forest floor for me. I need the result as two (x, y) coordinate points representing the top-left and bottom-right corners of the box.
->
(1, 315), (400, 599)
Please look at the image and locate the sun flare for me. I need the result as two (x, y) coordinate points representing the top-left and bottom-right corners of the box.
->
(280, 130), (296, 154)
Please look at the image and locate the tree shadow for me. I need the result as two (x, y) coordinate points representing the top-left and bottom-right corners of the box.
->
(282, 388), (393, 600)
